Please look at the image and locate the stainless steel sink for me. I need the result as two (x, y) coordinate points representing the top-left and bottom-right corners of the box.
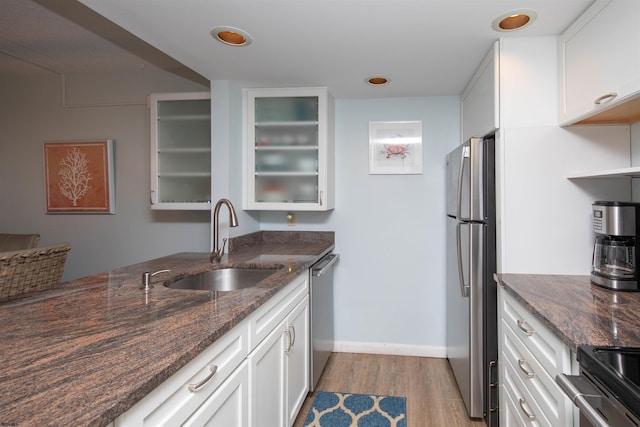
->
(166, 268), (279, 292)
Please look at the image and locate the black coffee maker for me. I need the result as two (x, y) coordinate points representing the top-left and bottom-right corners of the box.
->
(591, 201), (640, 291)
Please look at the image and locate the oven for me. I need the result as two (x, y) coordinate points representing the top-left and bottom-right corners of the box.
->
(556, 346), (640, 427)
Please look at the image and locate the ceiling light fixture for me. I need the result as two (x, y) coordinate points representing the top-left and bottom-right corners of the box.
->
(211, 26), (252, 46)
(366, 76), (390, 86)
(492, 9), (537, 32)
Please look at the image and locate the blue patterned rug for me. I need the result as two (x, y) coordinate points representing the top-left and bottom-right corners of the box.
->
(303, 391), (407, 427)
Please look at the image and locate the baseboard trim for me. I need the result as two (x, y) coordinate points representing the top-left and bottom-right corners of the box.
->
(333, 341), (447, 358)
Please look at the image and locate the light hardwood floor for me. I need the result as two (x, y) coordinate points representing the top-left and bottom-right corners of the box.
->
(293, 352), (487, 427)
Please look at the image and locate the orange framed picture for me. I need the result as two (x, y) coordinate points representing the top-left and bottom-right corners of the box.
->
(44, 140), (115, 214)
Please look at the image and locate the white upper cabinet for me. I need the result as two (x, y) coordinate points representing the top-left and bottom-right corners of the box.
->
(243, 87), (335, 211)
(461, 41), (499, 142)
(150, 92), (211, 210)
(559, 0), (640, 126)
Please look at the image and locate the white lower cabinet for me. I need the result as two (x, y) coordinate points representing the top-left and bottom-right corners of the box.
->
(285, 298), (310, 427)
(114, 320), (248, 426)
(249, 295), (310, 427)
(183, 360), (249, 427)
(114, 272), (309, 427)
(250, 316), (287, 426)
(498, 287), (574, 427)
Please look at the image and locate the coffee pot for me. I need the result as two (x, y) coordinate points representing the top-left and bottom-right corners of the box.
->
(591, 201), (640, 291)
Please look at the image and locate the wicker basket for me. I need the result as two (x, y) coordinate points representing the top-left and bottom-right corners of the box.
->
(0, 243), (71, 302)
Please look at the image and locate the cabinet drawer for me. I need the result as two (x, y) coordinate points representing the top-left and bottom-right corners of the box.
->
(183, 360), (249, 427)
(503, 356), (549, 427)
(501, 294), (570, 378)
(502, 319), (573, 427)
(248, 272), (308, 350)
(115, 321), (248, 426)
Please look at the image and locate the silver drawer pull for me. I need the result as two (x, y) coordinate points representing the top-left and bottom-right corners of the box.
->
(516, 319), (534, 336)
(518, 359), (535, 378)
(518, 397), (536, 421)
(594, 92), (617, 105)
(188, 364), (218, 392)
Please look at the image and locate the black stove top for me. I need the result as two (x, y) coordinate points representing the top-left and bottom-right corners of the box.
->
(577, 346), (640, 417)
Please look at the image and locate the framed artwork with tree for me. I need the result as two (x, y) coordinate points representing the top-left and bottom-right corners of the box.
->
(43, 140), (115, 214)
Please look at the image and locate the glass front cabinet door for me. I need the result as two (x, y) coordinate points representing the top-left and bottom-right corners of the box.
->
(244, 87), (335, 211)
(150, 92), (211, 210)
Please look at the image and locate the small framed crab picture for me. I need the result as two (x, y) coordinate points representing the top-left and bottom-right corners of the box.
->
(369, 121), (422, 175)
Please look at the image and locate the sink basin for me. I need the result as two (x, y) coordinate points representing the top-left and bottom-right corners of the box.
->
(166, 268), (279, 292)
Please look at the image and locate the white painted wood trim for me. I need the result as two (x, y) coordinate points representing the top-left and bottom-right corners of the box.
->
(333, 341), (447, 358)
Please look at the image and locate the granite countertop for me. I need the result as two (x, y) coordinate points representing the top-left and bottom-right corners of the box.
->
(495, 273), (640, 352)
(0, 231), (334, 426)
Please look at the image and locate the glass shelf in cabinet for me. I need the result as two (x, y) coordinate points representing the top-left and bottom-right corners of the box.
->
(158, 172), (211, 177)
(254, 146), (318, 151)
(158, 99), (210, 117)
(158, 148), (211, 153)
(254, 172), (318, 176)
(159, 200), (212, 204)
(254, 120), (318, 126)
(157, 114), (210, 121)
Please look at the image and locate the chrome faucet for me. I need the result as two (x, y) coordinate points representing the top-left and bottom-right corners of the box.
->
(211, 198), (239, 262)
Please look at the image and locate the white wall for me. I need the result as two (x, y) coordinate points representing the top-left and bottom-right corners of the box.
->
(210, 81), (260, 245)
(0, 67), (210, 281)
(260, 96), (461, 356)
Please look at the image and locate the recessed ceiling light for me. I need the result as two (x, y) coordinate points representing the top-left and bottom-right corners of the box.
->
(211, 26), (252, 46)
(366, 76), (390, 86)
(492, 9), (537, 32)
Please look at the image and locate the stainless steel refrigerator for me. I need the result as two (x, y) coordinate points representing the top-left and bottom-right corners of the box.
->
(445, 136), (498, 426)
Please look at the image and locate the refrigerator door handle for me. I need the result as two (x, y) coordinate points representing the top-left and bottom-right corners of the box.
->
(456, 222), (470, 298)
(456, 146), (470, 220)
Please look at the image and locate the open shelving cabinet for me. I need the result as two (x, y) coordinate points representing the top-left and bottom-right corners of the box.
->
(150, 92), (211, 210)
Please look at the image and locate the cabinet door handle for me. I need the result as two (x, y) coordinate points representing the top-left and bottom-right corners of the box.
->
(319, 190), (323, 206)
(188, 364), (218, 392)
(518, 358), (535, 378)
(289, 324), (296, 348)
(516, 319), (534, 336)
(518, 397), (536, 421)
(594, 92), (617, 105)
(284, 328), (292, 353)
(284, 325), (296, 353)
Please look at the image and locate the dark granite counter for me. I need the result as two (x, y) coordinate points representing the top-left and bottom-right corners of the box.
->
(496, 274), (640, 352)
(0, 231), (334, 426)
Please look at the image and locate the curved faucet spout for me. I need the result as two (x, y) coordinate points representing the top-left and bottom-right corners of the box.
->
(211, 198), (239, 262)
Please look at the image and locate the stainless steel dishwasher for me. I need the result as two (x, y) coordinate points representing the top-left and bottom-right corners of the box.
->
(309, 252), (339, 391)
